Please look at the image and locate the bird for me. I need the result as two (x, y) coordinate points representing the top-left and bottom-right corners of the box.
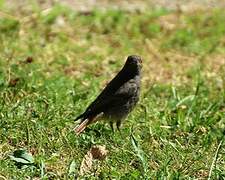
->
(74, 55), (142, 135)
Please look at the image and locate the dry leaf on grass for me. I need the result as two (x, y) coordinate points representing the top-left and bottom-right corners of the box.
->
(79, 145), (108, 176)
(90, 145), (108, 160)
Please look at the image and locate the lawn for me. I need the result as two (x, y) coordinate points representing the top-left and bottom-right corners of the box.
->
(0, 2), (225, 179)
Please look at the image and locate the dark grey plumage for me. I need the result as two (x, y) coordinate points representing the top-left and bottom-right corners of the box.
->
(74, 55), (142, 134)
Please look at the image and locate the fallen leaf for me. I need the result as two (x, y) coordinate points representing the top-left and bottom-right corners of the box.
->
(79, 145), (108, 176)
(90, 145), (108, 160)
(79, 150), (93, 176)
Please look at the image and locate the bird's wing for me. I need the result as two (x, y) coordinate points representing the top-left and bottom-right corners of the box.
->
(75, 79), (138, 121)
(114, 79), (139, 98)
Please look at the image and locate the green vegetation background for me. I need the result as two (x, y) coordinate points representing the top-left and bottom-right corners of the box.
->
(0, 2), (225, 179)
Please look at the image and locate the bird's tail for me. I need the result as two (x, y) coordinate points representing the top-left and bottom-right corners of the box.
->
(74, 113), (90, 135)
(74, 116), (96, 135)
(74, 119), (90, 135)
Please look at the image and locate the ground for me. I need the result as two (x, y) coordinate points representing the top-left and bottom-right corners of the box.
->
(0, 1), (225, 179)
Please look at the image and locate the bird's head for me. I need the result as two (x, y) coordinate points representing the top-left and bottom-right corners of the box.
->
(124, 55), (142, 74)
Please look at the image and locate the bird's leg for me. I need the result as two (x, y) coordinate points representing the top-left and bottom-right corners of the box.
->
(110, 121), (114, 133)
(116, 121), (121, 130)
(116, 121), (122, 137)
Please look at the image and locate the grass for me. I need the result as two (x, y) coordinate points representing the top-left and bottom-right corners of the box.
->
(0, 2), (225, 179)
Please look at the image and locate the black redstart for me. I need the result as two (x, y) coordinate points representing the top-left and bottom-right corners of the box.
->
(74, 55), (142, 135)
